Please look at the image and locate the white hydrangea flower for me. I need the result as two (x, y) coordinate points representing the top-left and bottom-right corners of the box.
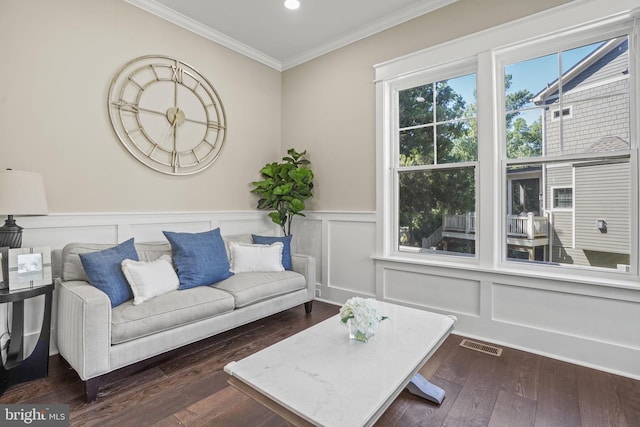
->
(339, 297), (388, 342)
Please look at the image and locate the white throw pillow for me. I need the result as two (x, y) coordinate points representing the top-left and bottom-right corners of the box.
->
(229, 241), (284, 273)
(222, 230), (274, 258)
(121, 255), (179, 305)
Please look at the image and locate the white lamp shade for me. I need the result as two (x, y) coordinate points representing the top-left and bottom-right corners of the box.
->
(0, 170), (48, 216)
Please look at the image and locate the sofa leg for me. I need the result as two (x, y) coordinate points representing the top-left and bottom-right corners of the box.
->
(304, 301), (313, 314)
(85, 378), (99, 402)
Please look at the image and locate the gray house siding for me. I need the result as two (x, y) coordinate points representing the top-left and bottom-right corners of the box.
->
(572, 43), (628, 84)
(546, 161), (630, 268)
(558, 78), (628, 154)
(544, 41), (629, 156)
(574, 161), (630, 254)
(544, 98), (629, 157)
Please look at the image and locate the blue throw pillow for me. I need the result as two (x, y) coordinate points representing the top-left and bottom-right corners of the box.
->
(79, 238), (139, 308)
(163, 228), (233, 289)
(252, 234), (293, 270)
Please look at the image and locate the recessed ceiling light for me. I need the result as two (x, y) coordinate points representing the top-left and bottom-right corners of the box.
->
(284, 0), (300, 10)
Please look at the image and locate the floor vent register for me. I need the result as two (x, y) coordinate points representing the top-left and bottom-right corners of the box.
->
(459, 338), (503, 357)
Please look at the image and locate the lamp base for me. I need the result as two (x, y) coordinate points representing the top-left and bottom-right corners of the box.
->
(0, 215), (23, 248)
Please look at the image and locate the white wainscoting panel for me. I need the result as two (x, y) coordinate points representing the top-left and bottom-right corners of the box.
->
(381, 266), (481, 317)
(292, 218), (323, 286)
(19, 212), (278, 250)
(129, 221), (213, 241)
(493, 283), (640, 349)
(23, 225), (119, 249)
(327, 220), (376, 296)
(295, 213), (376, 301)
(371, 261), (640, 378)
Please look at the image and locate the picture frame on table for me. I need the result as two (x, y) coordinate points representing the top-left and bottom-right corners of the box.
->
(7, 247), (52, 291)
(0, 247), (8, 290)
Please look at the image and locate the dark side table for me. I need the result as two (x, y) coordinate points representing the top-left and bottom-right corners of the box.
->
(0, 283), (54, 396)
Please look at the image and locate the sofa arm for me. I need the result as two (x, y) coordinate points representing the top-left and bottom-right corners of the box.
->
(291, 253), (316, 302)
(56, 278), (111, 380)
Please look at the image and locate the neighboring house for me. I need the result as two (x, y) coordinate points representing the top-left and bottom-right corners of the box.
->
(533, 36), (630, 269)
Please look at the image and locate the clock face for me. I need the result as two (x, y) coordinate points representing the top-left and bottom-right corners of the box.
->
(108, 55), (227, 175)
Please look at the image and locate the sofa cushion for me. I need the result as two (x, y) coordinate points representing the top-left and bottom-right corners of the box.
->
(252, 234), (293, 270)
(79, 238), (139, 308)
(61, 241), (172, 282)
(121, 255), (179, 305)
(111, 286), (235, 344)
(135, 242), (173, 262)
(163, 228), (233, 290)
(229, 241), (284, 273)
(214, 271), (306, 308)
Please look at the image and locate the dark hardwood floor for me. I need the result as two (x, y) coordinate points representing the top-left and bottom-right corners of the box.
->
(1, 301), (638, 426)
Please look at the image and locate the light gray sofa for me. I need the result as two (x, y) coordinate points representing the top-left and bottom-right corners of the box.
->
(54, 235), (315, 401)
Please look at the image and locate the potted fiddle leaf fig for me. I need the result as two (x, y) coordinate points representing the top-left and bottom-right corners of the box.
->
(251, 148), (314, 236)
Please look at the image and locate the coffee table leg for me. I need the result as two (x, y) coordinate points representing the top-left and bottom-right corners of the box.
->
(228, 376), (315, 427)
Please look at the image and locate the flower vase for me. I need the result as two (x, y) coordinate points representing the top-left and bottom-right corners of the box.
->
(348, 319), (374, 343)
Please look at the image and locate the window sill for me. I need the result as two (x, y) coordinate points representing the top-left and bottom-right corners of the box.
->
(372, 254), (640, 292)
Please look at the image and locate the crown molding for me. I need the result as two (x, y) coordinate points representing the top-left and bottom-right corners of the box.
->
(281, 0), (458, 70)
(124, 0), (283, 71)
(126, 0), (458, 72)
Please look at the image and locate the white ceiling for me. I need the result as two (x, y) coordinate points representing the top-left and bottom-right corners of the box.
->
(126, 0), (457, 70)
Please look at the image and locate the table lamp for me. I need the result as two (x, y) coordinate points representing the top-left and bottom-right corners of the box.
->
(0, 169), (48, 248)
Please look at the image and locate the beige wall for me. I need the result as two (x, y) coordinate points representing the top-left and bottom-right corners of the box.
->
(282, 0), (573, 211)
(0, 0), (573, 214)
(0, 0), (281, 213)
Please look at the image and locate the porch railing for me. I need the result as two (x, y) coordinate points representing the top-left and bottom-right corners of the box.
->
(506, 213), (548, 239)
(421, 226), (443, 250)
(441, 212), (548, 239)
(443, 212), (476, 233)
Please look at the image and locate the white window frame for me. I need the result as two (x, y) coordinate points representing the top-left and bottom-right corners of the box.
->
(375, 1), (640, 281)
(551, 186), (574, 210)
(496, 20), (638, 275)
(382, 59), (479, 262)
(551, 106), (573, 121)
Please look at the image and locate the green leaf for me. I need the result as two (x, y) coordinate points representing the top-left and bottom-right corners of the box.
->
(340, 314), (353, 323)
(256, 198), (272, 210)
(289, 198), (305, 213)
(260, 163), (278, 178)
(268, 211), (284, 225)
(273, 183), (293, 196)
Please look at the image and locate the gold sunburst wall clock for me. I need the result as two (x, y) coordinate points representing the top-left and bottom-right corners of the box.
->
(108, 55), (227, 175)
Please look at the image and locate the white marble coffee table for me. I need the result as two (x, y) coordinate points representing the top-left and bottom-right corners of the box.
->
(224, 301), (456, 427)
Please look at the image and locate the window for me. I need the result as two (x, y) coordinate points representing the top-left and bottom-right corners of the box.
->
(503, 34), (631, 269)
(552, 106), (572, 121)
(553, 187), (573, 209)
(396, 72), (477, 256)
(376, 8), (638, 277)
